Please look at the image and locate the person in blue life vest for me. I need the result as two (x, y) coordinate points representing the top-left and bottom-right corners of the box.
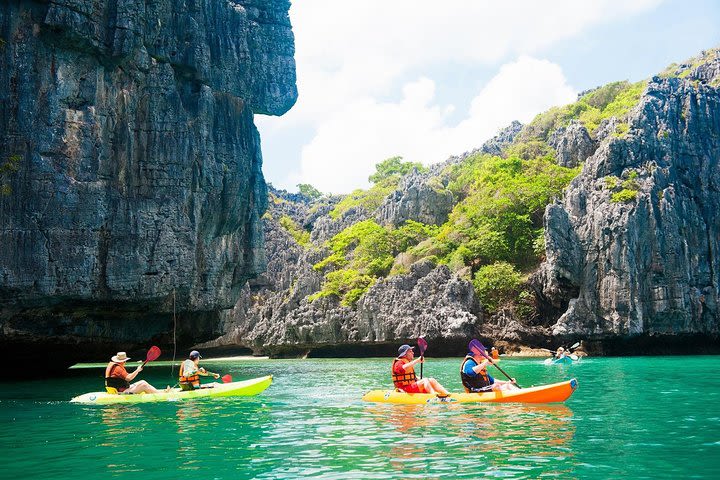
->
(554, 347), (568, 359)
(460, 349), (517, 393)
(178, 350), (220, 391)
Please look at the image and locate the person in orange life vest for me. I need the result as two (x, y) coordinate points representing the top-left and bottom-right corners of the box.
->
(460, 349), (517, 393)
(179, 350), (219, 391)
(392, 344), (449, 395)
(490, 347), (500, 360)
(105, 352), (161, 394)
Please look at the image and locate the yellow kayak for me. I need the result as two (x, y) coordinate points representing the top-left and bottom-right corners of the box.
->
(362, 378), (577, 404)
(70, 375), (272, 404)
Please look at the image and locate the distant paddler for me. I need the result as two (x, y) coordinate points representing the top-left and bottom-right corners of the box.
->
(179, 350), (220, 391)
(392, 344), (449, 396)
(105, 351), (162, 394)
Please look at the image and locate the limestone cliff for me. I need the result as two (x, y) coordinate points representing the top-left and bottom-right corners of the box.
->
(205, 50), (720, 357)
(0, 0), (296, 369)
(536, 51), (720, 346)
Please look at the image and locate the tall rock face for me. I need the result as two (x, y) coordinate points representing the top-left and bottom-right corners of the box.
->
(537, 70), (720, 340)
(0, 0), (297, 368)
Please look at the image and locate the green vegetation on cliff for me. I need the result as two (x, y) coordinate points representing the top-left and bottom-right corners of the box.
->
(301, 67), (662, 313)
(432, 151), (580, 273)
(311, 219), (438, 306)
(310, 152), (579, 310)
(519, 80), (647, 140)
(330, 156), (426, 219)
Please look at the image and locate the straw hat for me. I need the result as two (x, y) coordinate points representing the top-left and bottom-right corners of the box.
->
(111, 352), (130, 363)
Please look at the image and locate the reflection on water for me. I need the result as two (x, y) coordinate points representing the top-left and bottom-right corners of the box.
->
(3, 357), (720, 479)
(365, 403), (575, 478)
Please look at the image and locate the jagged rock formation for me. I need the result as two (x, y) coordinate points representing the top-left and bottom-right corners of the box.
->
(537, 60), (720, 340)
(375, 170), (454, 227)
(478, 120), (524, 156)
(548, 120), (596, 168)
(0, 0), (297, 370)
(205, 50), (720, 357)
(202, 126), (533, 356)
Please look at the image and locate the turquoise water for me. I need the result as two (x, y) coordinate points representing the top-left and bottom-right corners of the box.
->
(3, 356), (720, 479)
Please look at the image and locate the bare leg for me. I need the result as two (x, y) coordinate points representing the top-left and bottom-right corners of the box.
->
(126, 380), (160, 394)
(418, 378), (449, 396)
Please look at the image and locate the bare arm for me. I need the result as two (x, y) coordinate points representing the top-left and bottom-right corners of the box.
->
(126, 365), (143, 381)
(472, 359), (493, 374)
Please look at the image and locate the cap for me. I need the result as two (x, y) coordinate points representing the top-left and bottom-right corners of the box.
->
(189, 350), (202, 359)
(397, 344), (413, 357)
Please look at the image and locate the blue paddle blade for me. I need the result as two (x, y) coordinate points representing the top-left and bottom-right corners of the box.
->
(468, 339), (487, 356)
(417, 337), (428, 354)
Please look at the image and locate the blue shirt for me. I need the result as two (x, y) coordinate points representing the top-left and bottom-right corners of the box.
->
(462, 357), (495, 383)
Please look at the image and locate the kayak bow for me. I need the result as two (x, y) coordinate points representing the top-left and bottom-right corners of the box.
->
(70, 375), (272, 404)
(362, 378), (577, 404)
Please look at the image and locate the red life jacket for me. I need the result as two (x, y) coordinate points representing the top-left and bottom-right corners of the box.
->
(392, 358), (417, 388)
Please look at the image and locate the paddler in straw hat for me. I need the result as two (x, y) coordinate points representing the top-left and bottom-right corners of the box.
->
(105, 352), (161, 394)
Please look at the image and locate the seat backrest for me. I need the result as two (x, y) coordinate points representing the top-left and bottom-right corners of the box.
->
(105, 387), (119, 395)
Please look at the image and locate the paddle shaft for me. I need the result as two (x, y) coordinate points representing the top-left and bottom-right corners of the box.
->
(417, 338), (428, 380)
(479, 351), (520, 388)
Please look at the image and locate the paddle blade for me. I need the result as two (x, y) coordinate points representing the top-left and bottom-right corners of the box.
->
(468, 339), (487, 357)
(145, 346), (161, 363)
(417, 337), (428, 355)
(221, 374), (232, 384)
(569, 342), (581, 350)
(569, 354), (579, 361)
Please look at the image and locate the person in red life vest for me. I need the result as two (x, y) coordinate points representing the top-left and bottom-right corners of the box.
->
(104, 352), (161, 394)
(460, 349), (517, 393)
(392, 344), (449, 396)
(179, 350), (220, 391)
(490, 347), (500, 360)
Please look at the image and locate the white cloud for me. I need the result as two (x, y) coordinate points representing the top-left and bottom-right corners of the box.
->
(257, 0), (663, 192)
(288, 56), (577, 194)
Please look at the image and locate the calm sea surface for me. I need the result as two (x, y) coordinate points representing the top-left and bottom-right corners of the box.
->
(2, 356), (719, 479)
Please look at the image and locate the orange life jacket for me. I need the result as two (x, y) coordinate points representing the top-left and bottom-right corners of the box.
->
(391, 358), (417, 388)
(491, 349), (499, 360)
(179, 362), (200, 387)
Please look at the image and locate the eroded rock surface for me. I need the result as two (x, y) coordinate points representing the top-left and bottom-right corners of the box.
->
(0, 0), (297, 369)
(537, 73), (720, 338)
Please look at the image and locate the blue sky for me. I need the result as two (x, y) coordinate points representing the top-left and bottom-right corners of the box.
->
(257, 0), (720, 194)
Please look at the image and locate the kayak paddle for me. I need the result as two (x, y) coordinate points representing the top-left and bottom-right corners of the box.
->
(469, 339), (521, 388)
(417, 337), (428, 379)
(203, 370), (233, 383)
(141, 346), (162, 368)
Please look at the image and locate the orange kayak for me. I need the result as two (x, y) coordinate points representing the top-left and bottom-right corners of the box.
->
(362, 378), (577, 404)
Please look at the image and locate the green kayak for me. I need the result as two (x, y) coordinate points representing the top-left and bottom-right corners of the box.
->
(70, 375), (272, 404)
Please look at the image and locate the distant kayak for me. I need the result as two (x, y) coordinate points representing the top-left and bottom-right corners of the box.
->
(544, 356), (574, 365)
(362, 379), (577, 404)
(70, 375), (272, 404)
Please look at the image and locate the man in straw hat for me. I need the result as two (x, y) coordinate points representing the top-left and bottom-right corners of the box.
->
(105, 351), (161, 394)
